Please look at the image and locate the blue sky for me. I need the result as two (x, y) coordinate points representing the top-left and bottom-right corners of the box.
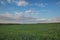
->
(0, 0), (60, 23)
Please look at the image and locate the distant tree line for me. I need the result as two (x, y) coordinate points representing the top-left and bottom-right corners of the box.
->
(0, 23), (21, 25)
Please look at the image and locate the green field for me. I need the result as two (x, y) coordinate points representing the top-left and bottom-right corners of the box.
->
(0, 23), (60, 40)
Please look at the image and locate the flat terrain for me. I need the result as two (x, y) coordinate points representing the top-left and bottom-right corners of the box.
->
(0, 23), (60, 40)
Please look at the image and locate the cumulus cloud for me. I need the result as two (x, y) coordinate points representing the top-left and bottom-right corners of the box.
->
(0, 12), (24, 19)
(35, 3), (48, 7)
(0, 11), (60, 24)
(14, 12), (23, 19)
(25, 10), (33, 13)
(24, 9), (39, 17)
(0, 0), (29, 6)
(16, 0), (29, 6)
(0, 0), (48, 7)
(0, 12), (11, 18)
(0, 1), (5, 5)
(0, 12), (37, 23)
(25, 9), (38, 14)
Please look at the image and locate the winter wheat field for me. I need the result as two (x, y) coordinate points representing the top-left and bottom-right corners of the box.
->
(0, 23), (60, 40)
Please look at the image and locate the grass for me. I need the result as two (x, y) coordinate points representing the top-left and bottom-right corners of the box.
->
(0, 23), (60, 40)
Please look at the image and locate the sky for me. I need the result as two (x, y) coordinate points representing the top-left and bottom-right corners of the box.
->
(0, 0), (60, 23)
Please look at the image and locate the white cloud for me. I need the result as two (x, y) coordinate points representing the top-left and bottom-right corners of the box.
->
(36, 18), (47, 21)
(25, 10), (33, 13)
(48, 17), (60, 22)
(16, 1), (29, 6)
(0, 12), (13, 18)
(0, 12), (60, 24)
(4, 12), (13, 17)
(0, 12), (22, 19)
(14, 12), (23, 19)
(35, 3), (48, 7)
(0, 1), (5, 5)
(25, 9), (38, 14)
(24, 9), (39, 17)
(0, 20), (17, 23)
(0, 12), (37, 23)
(0, 0), (29, 6)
